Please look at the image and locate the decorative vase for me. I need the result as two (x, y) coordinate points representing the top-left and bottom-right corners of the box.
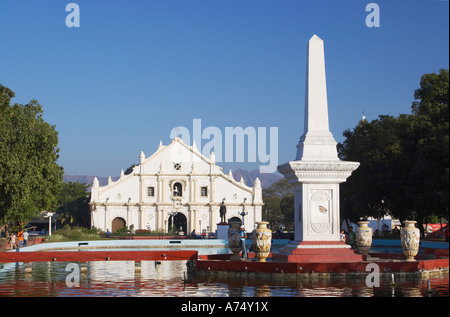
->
(252, 222), (272, 262)
(401, 220), (420, 261)
(227, 222), (242, 261)
(356, 221), (372, 255)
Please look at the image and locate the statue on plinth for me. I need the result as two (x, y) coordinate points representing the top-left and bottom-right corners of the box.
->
(219, 199), (227, 223)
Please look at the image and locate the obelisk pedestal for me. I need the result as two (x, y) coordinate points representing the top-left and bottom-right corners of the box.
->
(273, 35), (361, 263)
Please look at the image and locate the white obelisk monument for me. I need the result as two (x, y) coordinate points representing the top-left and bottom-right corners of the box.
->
(275, 35), (361, 262)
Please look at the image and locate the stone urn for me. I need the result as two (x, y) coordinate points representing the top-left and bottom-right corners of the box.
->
(401, 220), (420, 261)
(356, 221), (372, 255)
(252, 222), (272, 262)
(227, 222), (242, 261)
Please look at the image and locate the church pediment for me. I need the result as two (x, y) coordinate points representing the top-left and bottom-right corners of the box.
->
(139, 138), (215, 175)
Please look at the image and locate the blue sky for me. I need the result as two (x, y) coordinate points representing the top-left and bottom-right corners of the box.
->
(1, 0), (448, 177)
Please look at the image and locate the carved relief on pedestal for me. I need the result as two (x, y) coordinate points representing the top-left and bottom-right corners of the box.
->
(310, 190), (332, 235)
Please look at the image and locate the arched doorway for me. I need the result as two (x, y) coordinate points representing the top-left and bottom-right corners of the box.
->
(228, 216), (242, 226)
(173, 213), (187, 235)
(111, 217), (126, 232)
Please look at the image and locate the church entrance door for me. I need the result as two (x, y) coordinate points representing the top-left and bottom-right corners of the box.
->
(112, 217), (126, 232)
(173, 213), (187, 235)
(228, 216), (242, 226)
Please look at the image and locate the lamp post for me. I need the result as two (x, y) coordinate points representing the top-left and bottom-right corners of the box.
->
(240, 198), (247, 229)
(45, 212), (54, 236)
(199, 220), (202, 235)
(168, 211), (177, 234)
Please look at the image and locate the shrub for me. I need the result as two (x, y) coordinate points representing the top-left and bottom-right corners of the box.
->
(135, 229), (151, 235)
(49, 226), (102, 241)
(114, 227), (128, 234)
(46, 234), (67, 241)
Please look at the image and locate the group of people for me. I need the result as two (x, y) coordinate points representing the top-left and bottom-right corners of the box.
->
(8, 229), (29, 249)
(340, 226), (357, 248)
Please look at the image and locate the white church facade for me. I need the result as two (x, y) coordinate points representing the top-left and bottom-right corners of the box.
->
(90, 138), (263, 235)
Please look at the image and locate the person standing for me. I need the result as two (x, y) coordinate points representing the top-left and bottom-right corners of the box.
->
(23, 229), (29, 247)
(9, 233), (16, 250)
(239, 226), (247, 260)
(348, 226), (356, 249)
(17, 230), (24, 248)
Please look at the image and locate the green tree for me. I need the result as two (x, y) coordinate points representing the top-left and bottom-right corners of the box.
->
(56, 181), (91, 228)
(262, 178), (294, 232)
(338, 69), (449, 233)
(0, 85), (63, 232)
(339, 115), (415, 219)
(410, 69), (449, 223)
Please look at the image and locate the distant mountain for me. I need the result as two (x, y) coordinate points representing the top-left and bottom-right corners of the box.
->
(232, 169), (281, 188)
(63, 175), (117, 187)
(64, 169), (281, 189)
(63, 175), (95, 185)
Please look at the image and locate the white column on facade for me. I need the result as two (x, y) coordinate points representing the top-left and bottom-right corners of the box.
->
(139, 151), (145, 203)
(194, 209), (199, 233)
(157, 178), (162, 202)
(90, 206), (94, 228)
(93, 205), (98, 229)
(210, 175), (215, 203)
(140, 206), (145, 230)
(156, 208), (161, 231)
(140, 178), (145, 203)
(99, 207), (104, 231)
(105, 205), (109, 231)
(189, 208), (196, 234)
(193, 179), (198, 202)
(127, 205), (131, 229)
(209, 207), (216, 233)
(189, 178), (195, 203)
(161, 179), (166, 202)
